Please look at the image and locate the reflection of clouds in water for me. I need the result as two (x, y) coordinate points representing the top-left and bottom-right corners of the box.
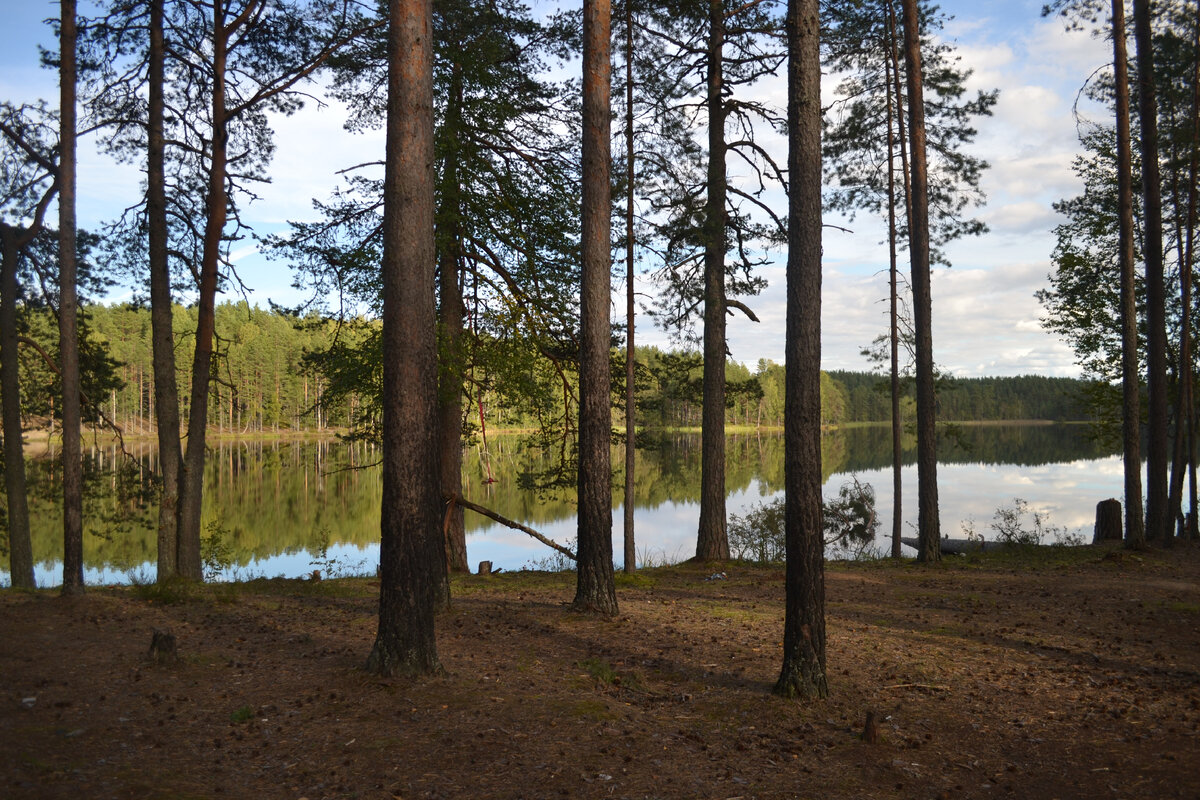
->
(251, 450), (1129, 575)
(211, 455), (1135, 576)
(13, 449), (1138, 587)
(867, 456), (1127, 546)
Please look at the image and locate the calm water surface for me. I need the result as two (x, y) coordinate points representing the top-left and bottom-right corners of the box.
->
(5, 424), (1125, 586)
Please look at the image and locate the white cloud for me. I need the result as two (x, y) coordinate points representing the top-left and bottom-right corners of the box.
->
(249, 96), (385, 228)
(982, 201), (1063, 235)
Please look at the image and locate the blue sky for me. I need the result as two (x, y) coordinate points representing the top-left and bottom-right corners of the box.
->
(0, 0), (1114, 377)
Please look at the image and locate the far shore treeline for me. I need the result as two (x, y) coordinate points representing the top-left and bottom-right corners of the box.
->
(12, 301), (1094, 439)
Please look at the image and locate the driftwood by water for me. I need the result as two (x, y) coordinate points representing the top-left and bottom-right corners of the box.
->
(901, 536), (1009, 555)
(446, 495), (577, 562)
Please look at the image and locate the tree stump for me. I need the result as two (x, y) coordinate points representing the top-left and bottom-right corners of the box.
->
(477, 561), (493, 576)
(1093, 498), (1122, 543)
(861, 710), (880, 744)
(149, 629), (177, 664)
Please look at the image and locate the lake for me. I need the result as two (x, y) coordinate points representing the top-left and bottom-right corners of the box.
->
(3, 424), (1125, 587)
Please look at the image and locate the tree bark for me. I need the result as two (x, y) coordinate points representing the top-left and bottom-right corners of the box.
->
(1093, 498), (1123, 543)
(437, 61), (467, 580)
(148, 0), (182, 583)
(59, 0), (85, 595)
(572, 0), (618, 615)
(775, 0), (827, 700)
(623, 0), (637, 574)
(1164, 80), (1190, 536)
(1133, 0), (1168, 544)
(1111, 0), (1146, 550)
(1185, 6), (1200, 542)
(697, 0), (730, 562)
(366, 0), (445, 677)
(900, 0), (939, 563)
(0, 236), (34, 589)
(885, 0), (904, 560)
(176, 0), (231, 581)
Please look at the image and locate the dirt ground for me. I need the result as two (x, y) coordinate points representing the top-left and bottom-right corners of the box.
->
(2, 542), (1199, 800)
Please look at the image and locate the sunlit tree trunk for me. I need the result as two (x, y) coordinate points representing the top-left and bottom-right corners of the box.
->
(59, 0), (85, 594)
(697, 0), (730, 562)
(900, 0), (939, 562)
(366, 0), (445, 676)
(176, 1), (230, 581)
(573, 0), (618, 614)
(775, 0), (827, 700)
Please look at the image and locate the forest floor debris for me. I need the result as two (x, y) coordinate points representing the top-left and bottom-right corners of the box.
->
(2, 541), (1199, 799)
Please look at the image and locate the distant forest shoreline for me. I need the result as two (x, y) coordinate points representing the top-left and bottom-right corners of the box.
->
(14, 302), (1096, 443)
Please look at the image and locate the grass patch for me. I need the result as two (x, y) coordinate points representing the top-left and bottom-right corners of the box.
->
(230, 705), (254, 724)
(128, 576), (197, 605)
(578, 657), (644, 692)
(570, 699), (619, 721)
(615, 571), (656, 589)
(1165, 601), (1200, 615)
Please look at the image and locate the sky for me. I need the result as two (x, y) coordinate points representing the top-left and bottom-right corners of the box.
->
(0, 0), (1115, 378)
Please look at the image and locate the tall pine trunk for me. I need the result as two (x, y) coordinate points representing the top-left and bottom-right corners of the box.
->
(177, 1), (230, 580)
(1112, 0), (1146, 549)
(775, 0), (827, 700)
(623, 0), (637, 574)
(697, 0), (729, 562)
(885, 0), (905, 559)
(0, 235), (34, 588)
(59, 0), (85, 594)
(900, 0), (939, 562)
(1133, 0), (1168, 544)
(438, 62), (467, 578)
(573, 0), (618, 614)
(366, 0), (445, 676)
(1186, 6), (1200, 541)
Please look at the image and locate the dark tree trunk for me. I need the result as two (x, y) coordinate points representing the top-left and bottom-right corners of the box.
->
(437, 62), (467, 580)
(0, 236), (34, 589)
(1185, 7), (1200, 542)
(1166, 18), (1195, 537)
(437, 244), (466, 578)
(148, 0), (183, 582)
(1111, 0), (1146, 549)
(900, 0), (939, 563)
(775, 0), (827, 701)
(885, 0), (904, 560)
(59, 0), (84, 596)
(697, 0), (729, 562)
(1133, 0), (1168, 544)
(1093, 498), (1123, 543)
(176, 0), (230, 581)
(572, 0), (618, 615)
(623, 1), (636, 574)
(366, 0), (445, 677)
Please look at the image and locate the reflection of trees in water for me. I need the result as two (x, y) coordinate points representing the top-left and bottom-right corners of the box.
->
(9, 425), (1117, 573)
(829, 424), (1119, 474)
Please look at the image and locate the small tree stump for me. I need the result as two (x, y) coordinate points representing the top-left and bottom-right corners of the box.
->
(149, 629), (177, 664)
(861, 710), (880, 744)
(1094, 498), (1123, 543)
(477, 561), (493, 576)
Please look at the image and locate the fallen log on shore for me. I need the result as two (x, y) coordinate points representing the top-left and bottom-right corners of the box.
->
(900, 536), (1010, 555)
